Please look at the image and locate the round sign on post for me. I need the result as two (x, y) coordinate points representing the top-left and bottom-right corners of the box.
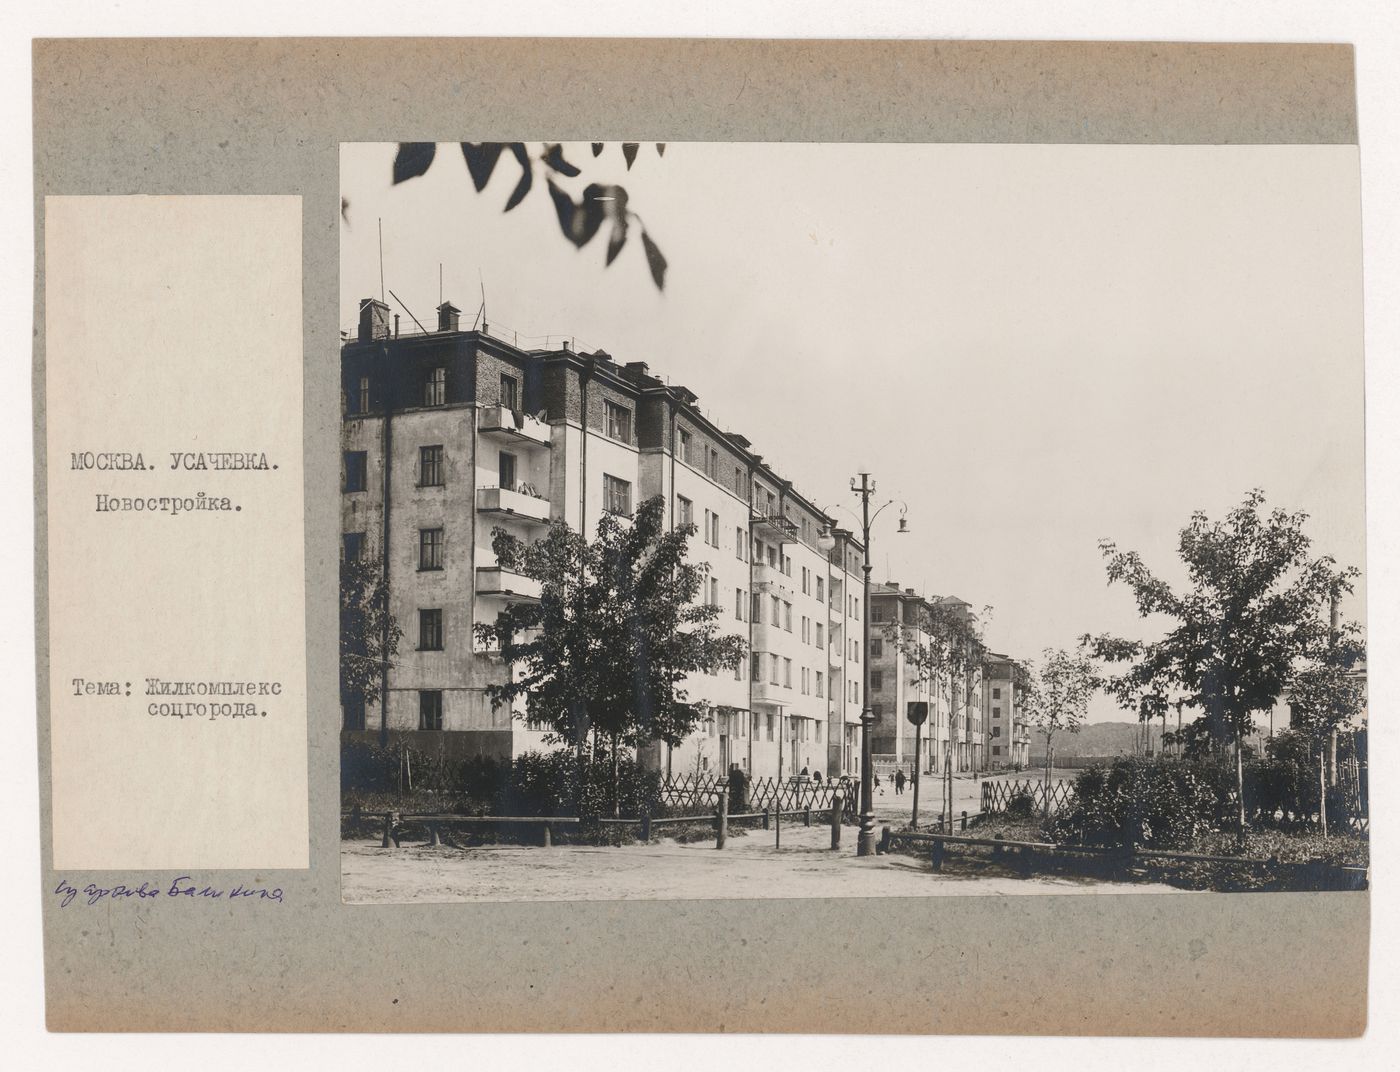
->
(907, 701), (928, 726)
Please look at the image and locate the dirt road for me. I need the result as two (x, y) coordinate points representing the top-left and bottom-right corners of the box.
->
(342, 809), (1172, 904)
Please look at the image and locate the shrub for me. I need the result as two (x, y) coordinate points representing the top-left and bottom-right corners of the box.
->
(1053, 757), (1224, 849)
(1004, 787), (1036, 820)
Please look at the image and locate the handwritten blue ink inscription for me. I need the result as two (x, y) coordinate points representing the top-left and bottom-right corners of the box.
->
(54, 876), (284, 908)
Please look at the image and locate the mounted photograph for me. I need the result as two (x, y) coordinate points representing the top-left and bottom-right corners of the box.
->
(336, 139), (1367, 904)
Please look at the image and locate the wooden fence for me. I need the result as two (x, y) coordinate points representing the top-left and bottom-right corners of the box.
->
(660, 773), (857, 820)
(980, 777), (1076, 816)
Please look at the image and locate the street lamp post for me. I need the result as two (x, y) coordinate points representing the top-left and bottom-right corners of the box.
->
(845, 473), (909, 857)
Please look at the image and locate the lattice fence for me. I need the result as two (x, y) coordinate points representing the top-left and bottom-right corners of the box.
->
(659, 773), (858, 818)
(980, 777), (1076, 816)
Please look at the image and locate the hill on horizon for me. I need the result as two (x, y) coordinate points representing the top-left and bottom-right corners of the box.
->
(1029, 720), (1163, 759)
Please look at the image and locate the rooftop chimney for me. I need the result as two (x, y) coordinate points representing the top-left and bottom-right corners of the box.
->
(358, 298), (390, 342)
(437, 302), (461, 332)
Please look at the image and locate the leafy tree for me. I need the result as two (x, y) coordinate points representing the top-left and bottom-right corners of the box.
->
(1022, 648), (1097, 814)
(339, 550), (403, 745)
(1084, 489), (1357, 831)
(473, 495), (746, 810)
(377, 141), (669, 290)
(1287, 600), (1365, 835)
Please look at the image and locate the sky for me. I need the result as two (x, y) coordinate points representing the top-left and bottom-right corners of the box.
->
(341, 141), (1365, 723)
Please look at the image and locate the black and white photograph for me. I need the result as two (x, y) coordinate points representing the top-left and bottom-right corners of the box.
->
(337, 138), (1367, 904)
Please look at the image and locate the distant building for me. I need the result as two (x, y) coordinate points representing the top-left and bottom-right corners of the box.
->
(866, 586), (994, 774)
(982, 652), (1030, 768)
(340, 297), (866, 779)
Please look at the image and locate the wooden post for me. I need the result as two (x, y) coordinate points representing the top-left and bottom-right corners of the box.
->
(879, 824), (892, 854)
(717, 788), (729, 850)
(542, 822), (552, 848)
(960, 810), (968, 832)
(830, 791), (842, 850)
(381, 812), (394, 849)
(641, 814), (652, 842)
(428, 822), (441, 847)
(762, 807), (770, 831)
(803, 805), (812, 827)
(931, 839), (945, 872)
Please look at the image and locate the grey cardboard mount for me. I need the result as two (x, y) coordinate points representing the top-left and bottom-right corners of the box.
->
(32, 39), (1365, 1035)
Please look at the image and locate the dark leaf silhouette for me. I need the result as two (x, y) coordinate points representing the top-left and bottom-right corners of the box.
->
(392, 143), (436, 184)
(641, 229), (667, 290)
(622, 142), (639, 170)
(503, 143), (533, 212)
(656, 143), (666, 157)
(591, 142), (604, 157)
(460, 142), (505, 191)
(604, 186), (630, 266)
(543, 144), (581, 177)
(341, 197), (350, 224)
(547, 180), (609, 248)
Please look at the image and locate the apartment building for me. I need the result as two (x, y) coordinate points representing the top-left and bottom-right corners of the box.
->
(340, 295), (865, 779)
(868, 586), (989, 774)
(983, 652), (1031, 769)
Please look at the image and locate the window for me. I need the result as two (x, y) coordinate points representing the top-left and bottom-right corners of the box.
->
(497, 451), (516, 490)
(815, 623), (824, 648)
(816, 576), (824, 603)
(734, 656), (745, 682)
(751, 592), (762, 623)
(872, 702), (883, 719)
(735, 588), (745, 621)
(708, 447), (719, 479)
(343, 450), (367, 493)
(425, 367), (446, 406)
(709, 511), (720, 547)
(782, 554), (792, 576)
(751, 656), (762, 682)
(342, 697), (366, 731)
(771, 595), (780, 624)
(802, 567), (809, 595)
(357, 376), (370, 413)
(709, 577), (720, 607)
(993, 726), (1002, 737)
(677, 495), (693, 528)
(605, 400), (632, 442)
(816, 722), (823, 743)
(767, 544), (778, 567)
(420, 445), (444, 487)
(702, 509), (714, 545)
(418, 609), (444, 651)
(871, 670), (884, 692)
(872, 605), (885, 623)
(816, 671), (824, 698)
(783, 658), (793, 688)
(418, 527), (444, 571)
(678, 428), (692, 463)
(419, 690), (443, 731)
(854, 597), (860, 620)
(992, 688), (1002, 699)
(604, 474), (632, 516)
(853, 682), (859, 704)
(499, 373), (519, 411)
(852, 640), (859, 663)
(871, 639), (883, 658)
(770, 654), (780, 685)
(993, 706), (1002, 717)
(784, 602), (793, 631)
(735, 467), (743, 496)
(342, 532), (365, 561)
(801, 616), (810, 644)
(992, 745), (1001, 756)
(766, 713), (774, 741)
(736, 527), (745, 559)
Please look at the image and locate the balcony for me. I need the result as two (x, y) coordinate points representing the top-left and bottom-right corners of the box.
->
(478, 405), (551, 448)
(751, 560), (791, 594)
(751, 679), (793, 706)
(476, 485), (551, 525)
(475, 566), (542, 602)
(751, 513), (797, 545)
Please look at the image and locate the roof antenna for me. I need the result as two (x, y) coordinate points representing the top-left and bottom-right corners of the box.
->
(378, 218), (385, 303)
(388, 289), (428, 334)
(472, 270), (486, 331)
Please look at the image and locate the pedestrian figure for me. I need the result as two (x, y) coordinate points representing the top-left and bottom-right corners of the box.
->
(895, 768), (906, 795)
(813, 769), (823, 785)
(728, 763), (750, 814)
